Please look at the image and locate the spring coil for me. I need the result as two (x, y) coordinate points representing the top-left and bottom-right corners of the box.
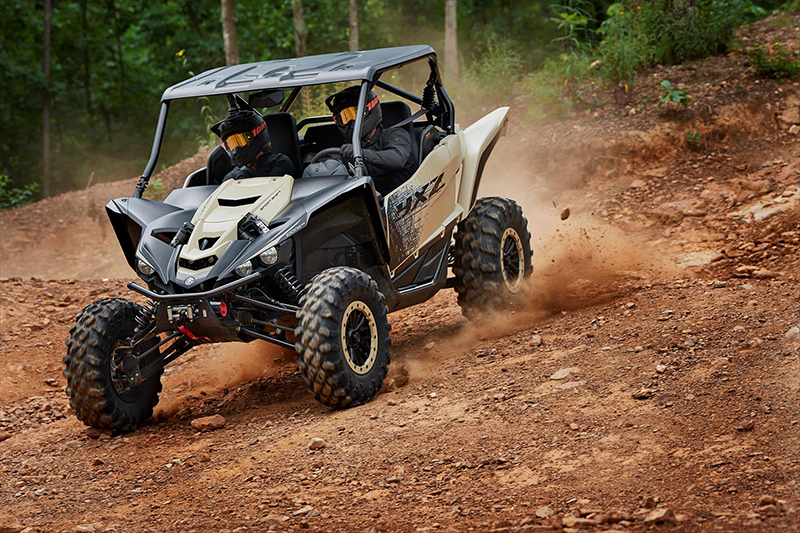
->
(135, 300), (157, 329)
(274, 266), (305, 303)
(422, 84), (436, 111)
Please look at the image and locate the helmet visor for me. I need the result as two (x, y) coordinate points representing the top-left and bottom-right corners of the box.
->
(222, 121), (266, 153)
(333, 106), (358, 126)
(223, 131), (254, 152)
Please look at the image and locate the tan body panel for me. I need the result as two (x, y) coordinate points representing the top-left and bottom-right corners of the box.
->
(457, 107), (510, 213)
(383, 131), (464, 273)
(177, 176), (293, 276)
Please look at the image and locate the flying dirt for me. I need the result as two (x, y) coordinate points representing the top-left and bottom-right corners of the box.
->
(1, 17), (799, 533)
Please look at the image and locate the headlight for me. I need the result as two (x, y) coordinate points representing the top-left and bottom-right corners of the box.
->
(258, 247), (278, 265)
(234, 260), (253, 277)
(137, 258), (155, 276)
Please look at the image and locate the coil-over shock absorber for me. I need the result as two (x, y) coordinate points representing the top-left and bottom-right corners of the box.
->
(422, 84), (437, 111)
(274, 266), (305, 304)
(135, 300), (157, 329)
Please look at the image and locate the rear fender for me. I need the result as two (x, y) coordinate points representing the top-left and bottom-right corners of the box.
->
(457, 107), (510, 214)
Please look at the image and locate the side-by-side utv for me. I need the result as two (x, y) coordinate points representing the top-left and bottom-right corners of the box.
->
(64, 45), (533, 430)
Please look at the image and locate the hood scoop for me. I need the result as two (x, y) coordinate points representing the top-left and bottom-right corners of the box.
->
(218, 196), (261, 207)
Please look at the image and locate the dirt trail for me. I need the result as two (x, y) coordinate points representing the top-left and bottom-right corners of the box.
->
(1, 14), (799, 533)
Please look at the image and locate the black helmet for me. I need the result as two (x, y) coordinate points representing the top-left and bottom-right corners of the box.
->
(211, 107), (270, 167)
(326, 85), (383, 144)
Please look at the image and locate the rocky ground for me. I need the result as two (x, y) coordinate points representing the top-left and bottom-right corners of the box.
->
(1, 12), (799, 533)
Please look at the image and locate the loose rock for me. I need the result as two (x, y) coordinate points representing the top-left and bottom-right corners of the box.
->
(535, 506), (554, 519)
(633, 388), (655, 400)
(758, 495), (777, 507)
(308, 437), (326, 450)
(190, 414), (226, 432)
(549, 367), (578, 380)
(530, 334), (543, 346)
(643, 508), (676, 524)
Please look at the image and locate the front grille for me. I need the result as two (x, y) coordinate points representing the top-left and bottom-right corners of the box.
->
(179, 256), (218, 271)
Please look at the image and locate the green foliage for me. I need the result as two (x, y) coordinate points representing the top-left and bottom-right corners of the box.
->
(195, 97), (222, 149)
(464, 38), (524, 99)
(748, 44), (800, 79)
(144, 177), (164, 200)
(0, 174), (39, 209)
(658, 80), (691, 107)
(551, 0), (596, 53)
(596, 3), (649, 88)
(523, 53), (597, 120)
(597, 0), (768, 89)
(685, 131), (706, 150)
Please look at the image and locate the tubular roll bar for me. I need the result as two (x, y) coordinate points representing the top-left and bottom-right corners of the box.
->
(351, 81), (370, 178)
(134, 101), (171, 198)
(133, 52), (454, 197)
(374, 80), (424, 106)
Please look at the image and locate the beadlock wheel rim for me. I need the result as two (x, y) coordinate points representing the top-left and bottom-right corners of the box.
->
(501, 227), (525, 294)
(341, 301), (379, 375)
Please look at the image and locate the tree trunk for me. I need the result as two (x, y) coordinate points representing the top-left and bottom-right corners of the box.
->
(348, 0), (359, 52)
(42, 0), (51, 198)
(293, 0), (306, 57)
(107, 0), (126, 127)
(444, 0), (458, 81)
(220, 0), (239, 65)
(81, 0), (94, 139)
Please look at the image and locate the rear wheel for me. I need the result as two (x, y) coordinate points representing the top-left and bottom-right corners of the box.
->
(63, 298), (163, 431)
(295, 267), (391, 408)
(452, 197), (533, 318)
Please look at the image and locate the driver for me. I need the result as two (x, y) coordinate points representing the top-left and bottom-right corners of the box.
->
(211, 106), (293, 182)
(326, 86), (415, 195)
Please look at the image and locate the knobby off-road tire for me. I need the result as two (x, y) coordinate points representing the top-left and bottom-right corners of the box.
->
(294, 267), (391, 409)
(63, 298), (163, 431)
(452, 197), (533, 318)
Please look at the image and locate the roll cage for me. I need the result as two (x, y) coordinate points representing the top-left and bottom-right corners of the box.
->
(133, 45), (455, 199)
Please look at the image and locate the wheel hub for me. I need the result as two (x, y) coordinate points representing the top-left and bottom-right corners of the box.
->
(500, 227), (525, 294)
(341, 301), (378, 375)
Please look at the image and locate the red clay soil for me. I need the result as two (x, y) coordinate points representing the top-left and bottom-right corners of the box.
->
(1, 13), (798, 533)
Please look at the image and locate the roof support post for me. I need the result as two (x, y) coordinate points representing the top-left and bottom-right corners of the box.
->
(351, 80), (370, 178)
(134, 101), (171, 198)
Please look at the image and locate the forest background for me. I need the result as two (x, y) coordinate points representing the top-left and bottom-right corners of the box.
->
(1, 0), (797, 204)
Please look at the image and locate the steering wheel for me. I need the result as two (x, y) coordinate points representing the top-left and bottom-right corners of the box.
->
(310, 147), (345, 165)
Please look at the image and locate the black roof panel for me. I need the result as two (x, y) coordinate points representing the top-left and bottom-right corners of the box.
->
(161, 45), (436, 101)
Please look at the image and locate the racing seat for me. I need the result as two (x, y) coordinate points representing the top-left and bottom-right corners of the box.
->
(206, 145), (233, 186)
(417, 125), (440, 166)
(264, 112), (303, 179)
(381, 101), (418, 161)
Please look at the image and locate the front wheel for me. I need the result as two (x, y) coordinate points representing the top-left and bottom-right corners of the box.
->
(294, 267), (391, 408)
(63, 298), (163, 431)
(452, 197), (533, 318)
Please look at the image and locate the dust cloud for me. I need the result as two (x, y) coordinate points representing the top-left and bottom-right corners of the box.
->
(155, 340), (294, 418)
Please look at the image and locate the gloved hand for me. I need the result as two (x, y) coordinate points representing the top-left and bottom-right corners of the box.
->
(226, 166), (256, 181)
(339, 143), (354, 162)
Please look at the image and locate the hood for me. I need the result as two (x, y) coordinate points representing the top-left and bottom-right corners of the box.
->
(175, 177), (293, 282)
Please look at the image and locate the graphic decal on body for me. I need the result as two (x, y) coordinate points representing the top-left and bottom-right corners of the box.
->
(386, 172), (446, 263)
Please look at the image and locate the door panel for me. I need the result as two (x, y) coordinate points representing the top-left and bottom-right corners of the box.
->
(384, 132), (464, 273)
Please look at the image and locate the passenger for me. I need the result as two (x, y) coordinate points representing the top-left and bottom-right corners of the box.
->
(211, 106), (293, 182)
(326, 86), (415, 195)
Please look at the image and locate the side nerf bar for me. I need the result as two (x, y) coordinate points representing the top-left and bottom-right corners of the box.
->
(127, 272), (263, 303)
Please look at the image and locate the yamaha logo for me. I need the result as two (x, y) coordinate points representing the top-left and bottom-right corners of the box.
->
(185, 276), (196, 286)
